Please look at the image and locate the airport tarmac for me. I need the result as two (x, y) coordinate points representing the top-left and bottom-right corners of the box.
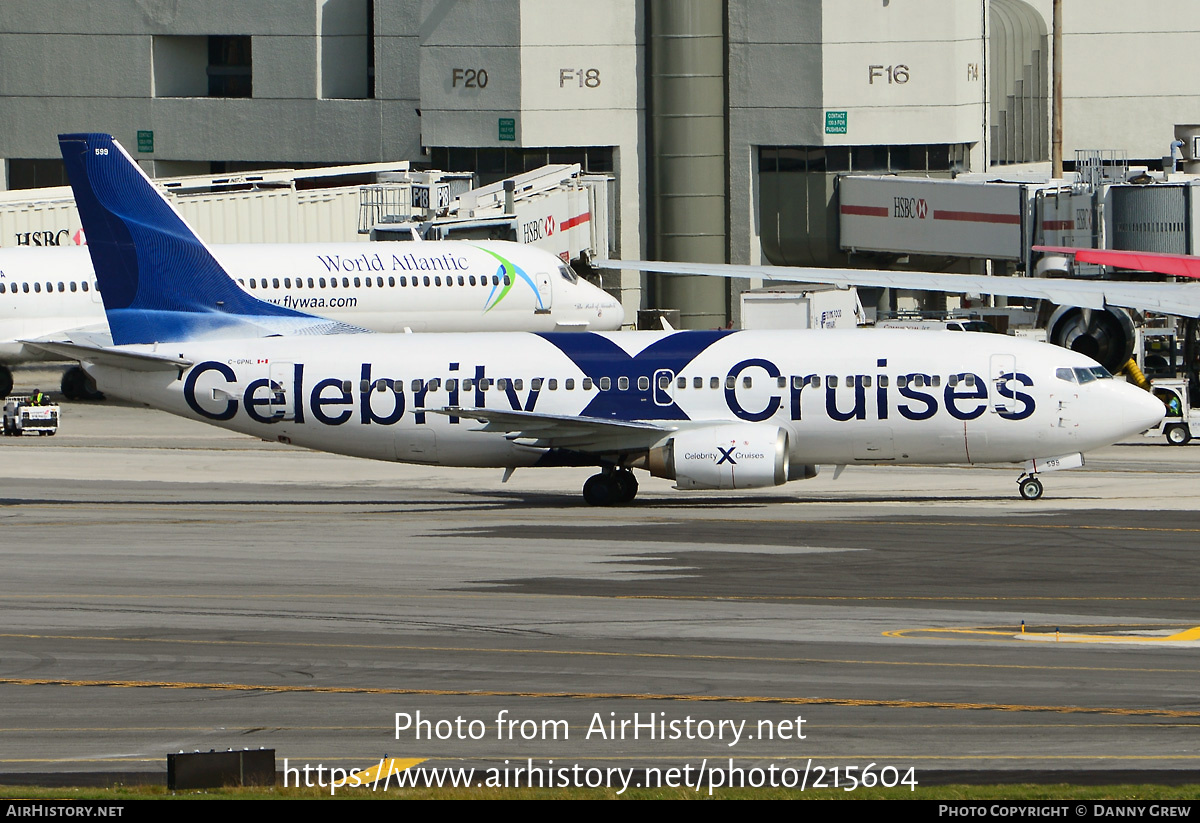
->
(1, 386), (1199, 788)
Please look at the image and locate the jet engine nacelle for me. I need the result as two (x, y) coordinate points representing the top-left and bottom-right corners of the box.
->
(647, 424), (796, 490)
(1047, 305), (1136, 373)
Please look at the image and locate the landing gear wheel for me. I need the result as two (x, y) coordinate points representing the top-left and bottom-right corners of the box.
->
(1166, 424), (1192, 446)
(614, 469), (638, 504)
(582, 473), (618, 506)
(61, 366), (104, 400)
(0, 366), (11, 399)
(1018, 476), (1044, 501)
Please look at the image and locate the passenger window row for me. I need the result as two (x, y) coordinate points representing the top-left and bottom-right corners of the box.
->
(0, 272), (515, 295)
(360, 372), (977, 395)
(0, 280), (93, 294)
(237, 274), (511, 290)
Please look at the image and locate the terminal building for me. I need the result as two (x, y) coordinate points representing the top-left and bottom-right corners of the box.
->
(2, 0), (1198, 327)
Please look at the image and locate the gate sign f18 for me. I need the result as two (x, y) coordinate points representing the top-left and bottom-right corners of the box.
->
(838, 175), (1027, 261)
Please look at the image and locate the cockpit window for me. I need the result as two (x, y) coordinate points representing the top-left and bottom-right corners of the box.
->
(1056, 368), (1077, 383)
(1073, 367), (1098, 384)
(558, 263), (578, 284)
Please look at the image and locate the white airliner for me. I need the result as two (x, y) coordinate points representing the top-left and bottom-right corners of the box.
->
(37, 133), (1164, 505)
(0, 233), (621, 398)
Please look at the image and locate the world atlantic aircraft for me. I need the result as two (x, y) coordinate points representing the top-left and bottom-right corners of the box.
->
(34, 133), (1164, 504)
(0, 219), (621, 399)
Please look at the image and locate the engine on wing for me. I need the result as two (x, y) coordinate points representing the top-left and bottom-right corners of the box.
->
(646, 424), (811, 490)
(1047, 306), (1135, 373)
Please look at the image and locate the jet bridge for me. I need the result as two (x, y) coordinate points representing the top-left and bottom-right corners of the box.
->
(0, 160), (416, 247)
(360, 164), (614, 268)
(836, 161), (1200, 375)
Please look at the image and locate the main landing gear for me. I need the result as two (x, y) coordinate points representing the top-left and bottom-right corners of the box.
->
(1016, 473), (1044, 501)
(582, 467), (639, 506)
(61, 366), (105, 400)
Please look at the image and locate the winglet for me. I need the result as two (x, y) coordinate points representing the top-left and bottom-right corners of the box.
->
(58, 133), (364, 345)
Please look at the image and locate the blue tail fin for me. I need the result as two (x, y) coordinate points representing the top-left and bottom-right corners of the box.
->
(58, 133), (364, 345)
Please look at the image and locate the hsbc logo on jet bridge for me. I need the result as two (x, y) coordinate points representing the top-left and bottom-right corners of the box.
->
(181, 357), (1037, 427)
(893, 197), (928, 219)
(522, 216), (555, 244)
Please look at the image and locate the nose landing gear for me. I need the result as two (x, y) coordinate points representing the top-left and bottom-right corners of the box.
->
(582, 467), (639, 506)
(1017, 473), (1044, 501)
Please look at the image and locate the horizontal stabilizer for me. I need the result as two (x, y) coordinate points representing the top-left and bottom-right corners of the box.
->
(20, 340), (192, 372)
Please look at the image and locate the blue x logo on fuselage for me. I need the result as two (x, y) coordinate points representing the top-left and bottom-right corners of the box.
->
(537, 330), (736, 420)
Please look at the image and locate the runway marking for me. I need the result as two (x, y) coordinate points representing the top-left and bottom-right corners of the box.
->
(9, 510), (1200, 535)
(578, 516), (1200, 534)
(0, 725), (380, 732)
(3, 632), (1198, 674)
(452, 516), (1200, 534)
(614, 595), (1200, 602)
(587, 517), (1200, 535)
(3, 677), (1200, 718)
(887, 624), (1200, 645)
(2, 593), (1197, 603)
(337, 758), (426, 786)
(0, 758), (160, 765)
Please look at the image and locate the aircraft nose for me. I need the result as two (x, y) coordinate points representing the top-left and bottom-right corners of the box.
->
(577, 278), (623, 330)
(608, 296), (626, 328)
(1124, 384), (1166, 433)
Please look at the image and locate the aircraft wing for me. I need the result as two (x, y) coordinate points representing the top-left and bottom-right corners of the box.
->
(1033, 245), (1200, 280)
(594, 258), (1200, 318)
(438, 406), (678, 452)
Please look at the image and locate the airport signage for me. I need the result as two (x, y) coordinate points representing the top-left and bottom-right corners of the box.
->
(498, 118), (515, 142)
(137, 130), (154, 153)
(825, 111), (847, 135)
